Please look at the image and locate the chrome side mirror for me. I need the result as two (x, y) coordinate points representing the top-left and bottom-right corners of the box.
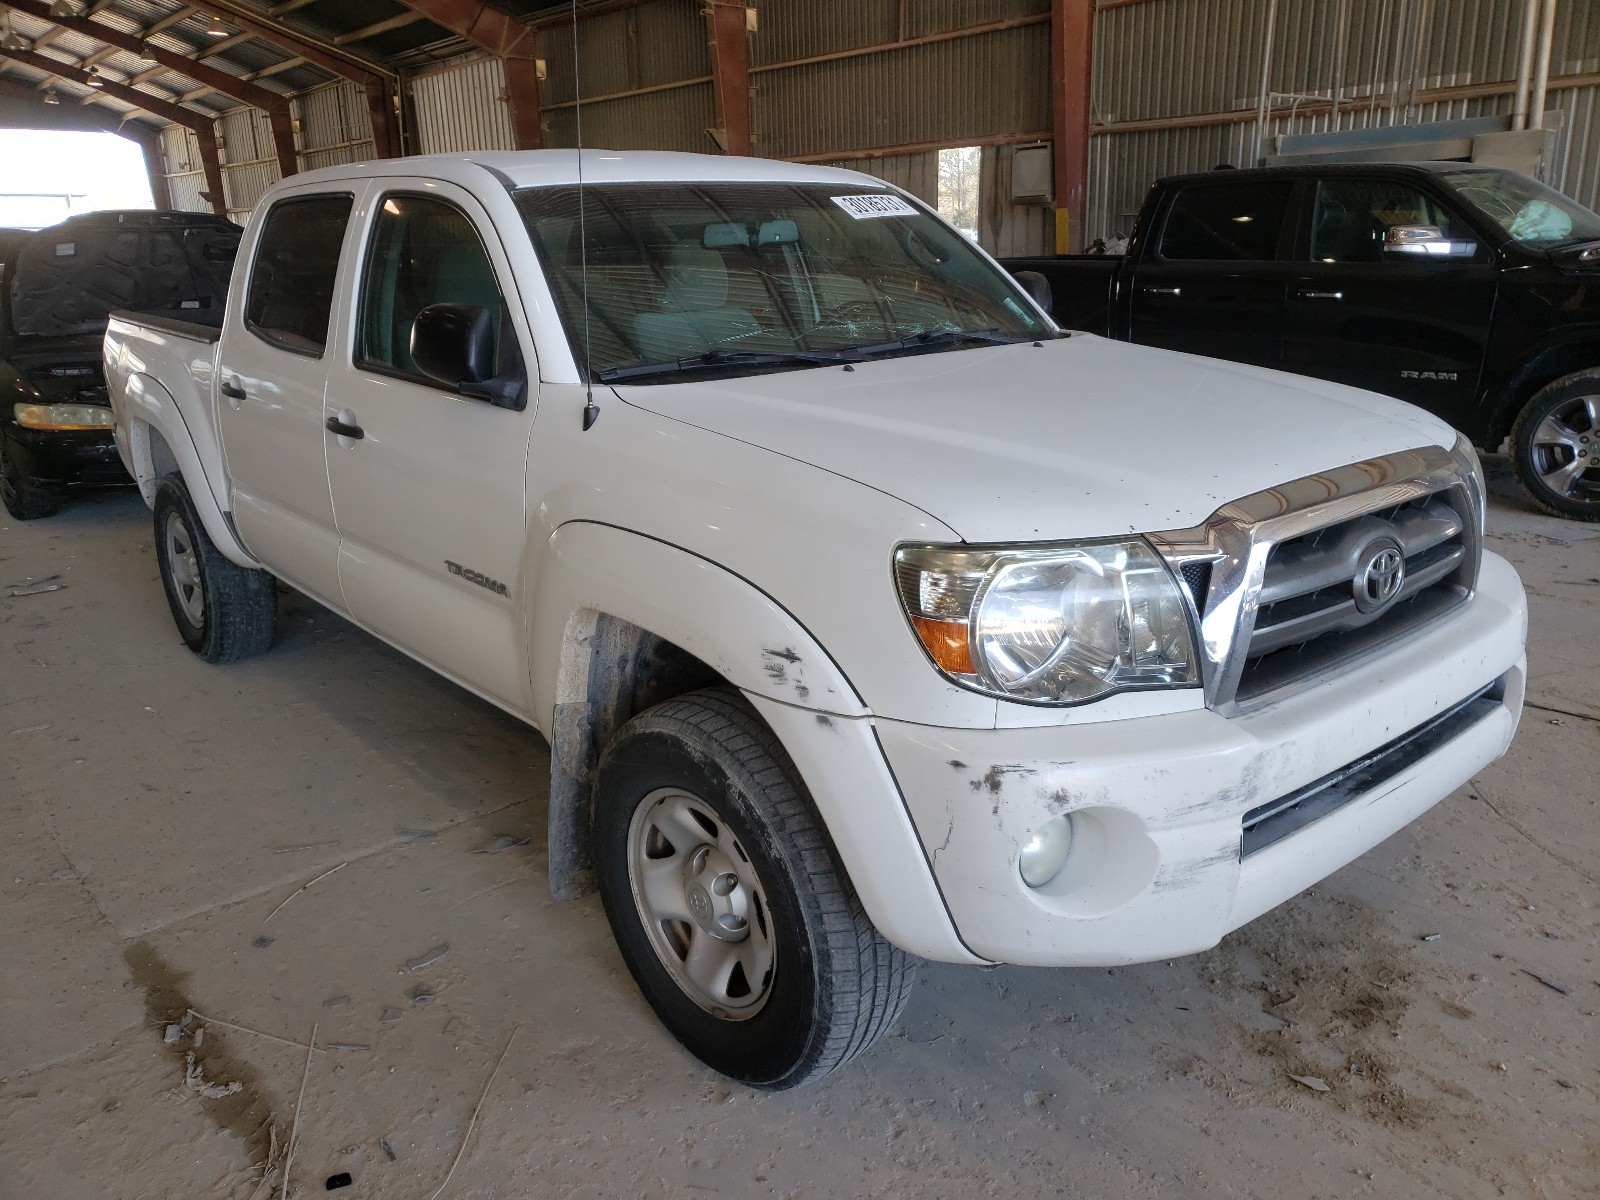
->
(1384, 224), (1477, 259)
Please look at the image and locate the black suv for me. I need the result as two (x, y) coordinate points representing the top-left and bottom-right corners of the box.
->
(1, 210), (240, 519)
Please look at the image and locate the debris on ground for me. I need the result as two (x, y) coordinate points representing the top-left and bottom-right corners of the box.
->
(163, 1024), (183, 1044)
(379, 1139), (397, 1162)
(380, 1008), (404, 1023)
(1288, 1074), (1331, 1092)
(8, 724), (50, 735)
(326, 1173), (353, 1191)
(405, 944), (450, 972)
(8, 582), (64, 597)
(473, 836), (528, 856)
(409, 984), (435, 1006)
(1421, 933), (1441, 942)
(251, 936), (274, 949)
(1522, 970), (1572, 996)
(264, 861), (349, 922)
(272, 841), (341, 854)
(323, 995), (351, 1010)
(396, 828), (438, 840)
(443, 1017), (461, 1037)
(183, 1053), (242, 1100)
(1023, 1090), (1045, 1108)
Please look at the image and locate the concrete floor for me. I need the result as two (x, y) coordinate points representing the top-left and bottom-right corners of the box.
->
(1, 457), (1595, 1200)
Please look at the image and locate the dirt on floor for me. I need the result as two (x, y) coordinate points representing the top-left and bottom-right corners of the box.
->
(0, 456), (1595, 1200)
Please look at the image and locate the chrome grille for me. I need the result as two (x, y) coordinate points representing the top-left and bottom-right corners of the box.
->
(1148, 443), (1484, 714)
(1238, 488), (1475, 702)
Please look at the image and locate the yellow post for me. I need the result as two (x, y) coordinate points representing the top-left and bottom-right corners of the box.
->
(1054, 208), (1072, 255)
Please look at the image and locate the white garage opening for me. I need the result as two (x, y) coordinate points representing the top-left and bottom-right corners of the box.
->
(0, 128), (153, 229)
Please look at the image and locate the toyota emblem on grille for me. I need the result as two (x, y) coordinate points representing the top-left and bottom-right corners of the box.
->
(1353, 538), (1406, 613)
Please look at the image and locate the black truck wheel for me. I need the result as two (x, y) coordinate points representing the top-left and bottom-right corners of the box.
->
(0, 438), (61, 520)
(592, 687), (916, 1089)
(153, 475), (277, 662)
(1511, 370), (1600, 521)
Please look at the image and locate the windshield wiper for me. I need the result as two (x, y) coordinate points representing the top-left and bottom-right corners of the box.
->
(849, 327), (1023, 358)
(596, 347), (860, 383)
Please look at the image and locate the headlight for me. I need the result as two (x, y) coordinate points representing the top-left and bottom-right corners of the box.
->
(894, 539), (1199, 705)
(14, 403), (115, 431)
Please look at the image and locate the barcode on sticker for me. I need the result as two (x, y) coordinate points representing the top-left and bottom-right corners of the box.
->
(831, 194), (918, 219)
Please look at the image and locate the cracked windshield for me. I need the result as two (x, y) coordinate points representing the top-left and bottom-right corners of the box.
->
(515, 181), (1046, 382)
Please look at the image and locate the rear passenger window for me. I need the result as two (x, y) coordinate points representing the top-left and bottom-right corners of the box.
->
(244, 194), (352, 357)
(1159, 182), (1293, 261)
(355, 194), (511, 385)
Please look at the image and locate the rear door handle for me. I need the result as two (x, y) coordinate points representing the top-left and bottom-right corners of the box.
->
(325, 415), (365, 440)
(220, 377), (246, 401)
(1297, 289), (1344, 300)
(1142, 286), (1182, 296)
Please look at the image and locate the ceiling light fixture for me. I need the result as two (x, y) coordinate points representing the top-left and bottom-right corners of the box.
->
(0, 18), (30, 51)
(43, 85), (61, 104)
(203, 13), (228, 36)
(49, 0), (78, 18)
(86, 64), (103, 86)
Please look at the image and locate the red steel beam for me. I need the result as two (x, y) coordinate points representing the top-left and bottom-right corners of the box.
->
(1050, 0), (1093, 253)
(6, 0), (297, 176)
(0, 47), (226, 213)
(392, 0), (542, 149)
(706, 0), (750, 155)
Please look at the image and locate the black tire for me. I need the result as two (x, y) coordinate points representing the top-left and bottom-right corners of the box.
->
(0, 437), (61, 520)
(592, 687), (916, 1089)
(1510, 369), (1600, 521)
(153, 474), (277, 663)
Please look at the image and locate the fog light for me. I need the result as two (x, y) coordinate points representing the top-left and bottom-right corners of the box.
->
(1019, 815), (1074, 888)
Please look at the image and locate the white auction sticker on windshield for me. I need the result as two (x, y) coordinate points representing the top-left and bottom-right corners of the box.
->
(831, 194), (919, 219)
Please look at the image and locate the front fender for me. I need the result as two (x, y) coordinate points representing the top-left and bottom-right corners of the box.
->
(117, 371), (259, 569)
(527, 520), (980, 963)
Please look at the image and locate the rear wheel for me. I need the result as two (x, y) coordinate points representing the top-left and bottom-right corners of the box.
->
(592, 687), (916, 1089)
(153, 475), (277, 662)
(0, 438), (60, 520)
(1511, 370), (1600, 520)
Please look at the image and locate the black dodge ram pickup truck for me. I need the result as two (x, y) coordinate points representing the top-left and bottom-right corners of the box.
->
(0, 210), (240, 520)
(1004, 163), (1600, 520)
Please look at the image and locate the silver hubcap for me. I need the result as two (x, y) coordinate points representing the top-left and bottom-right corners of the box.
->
(164, 511), (205, 627)
(1530, 394), (1600, 500)
(626, 788), (775, 1019)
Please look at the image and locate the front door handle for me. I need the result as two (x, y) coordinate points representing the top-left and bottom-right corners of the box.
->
(1142, 286), (1182, 296)
(1297, 289), (1344, 300)
(220, 377), (246, 406)
(325, 414), (365, 440)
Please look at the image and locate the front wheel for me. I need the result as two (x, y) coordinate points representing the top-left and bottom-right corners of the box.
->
(153, 475), (277, 662)
(592, 688), (916, 1089)
(0, 437), (60, 520)
(1511, 370), (1600, 520)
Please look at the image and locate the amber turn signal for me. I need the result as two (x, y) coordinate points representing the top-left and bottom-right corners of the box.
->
(910, 615), (975, 675)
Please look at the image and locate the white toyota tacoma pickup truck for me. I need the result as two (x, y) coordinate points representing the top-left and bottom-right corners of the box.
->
(104, 150), (1527, 1089)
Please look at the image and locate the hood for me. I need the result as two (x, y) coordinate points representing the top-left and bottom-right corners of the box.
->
(614, 335), (1457, 542)
(4, 214), (240, 340)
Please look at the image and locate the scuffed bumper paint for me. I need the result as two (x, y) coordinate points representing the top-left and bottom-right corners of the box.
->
(875, 552), (1527, 967)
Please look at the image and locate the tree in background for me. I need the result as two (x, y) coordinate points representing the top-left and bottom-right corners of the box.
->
(938, 146), (981, 238)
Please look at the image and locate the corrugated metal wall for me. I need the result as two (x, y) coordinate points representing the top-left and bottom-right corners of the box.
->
(217, 106), (277, 219)
(536, 0), (713, 151)
(157, 80), (378, 219)
(297, 80), (379, 171)
(1088, 0), (1600, 238)
(752, 2), (1051, 159)
(158, 126), (211, 214)
(411, 56), (517, 153)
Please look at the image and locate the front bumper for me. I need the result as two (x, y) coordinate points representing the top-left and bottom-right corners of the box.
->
(876, 551), (1527, 966)
(2, 423), (132, 489)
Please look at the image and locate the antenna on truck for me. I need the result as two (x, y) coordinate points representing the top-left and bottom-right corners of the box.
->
(573, 0), (599, 431)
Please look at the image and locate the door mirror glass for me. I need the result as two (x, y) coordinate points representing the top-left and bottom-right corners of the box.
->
(1384, 224), (1478, 258)
(411, 303), (495, 388)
